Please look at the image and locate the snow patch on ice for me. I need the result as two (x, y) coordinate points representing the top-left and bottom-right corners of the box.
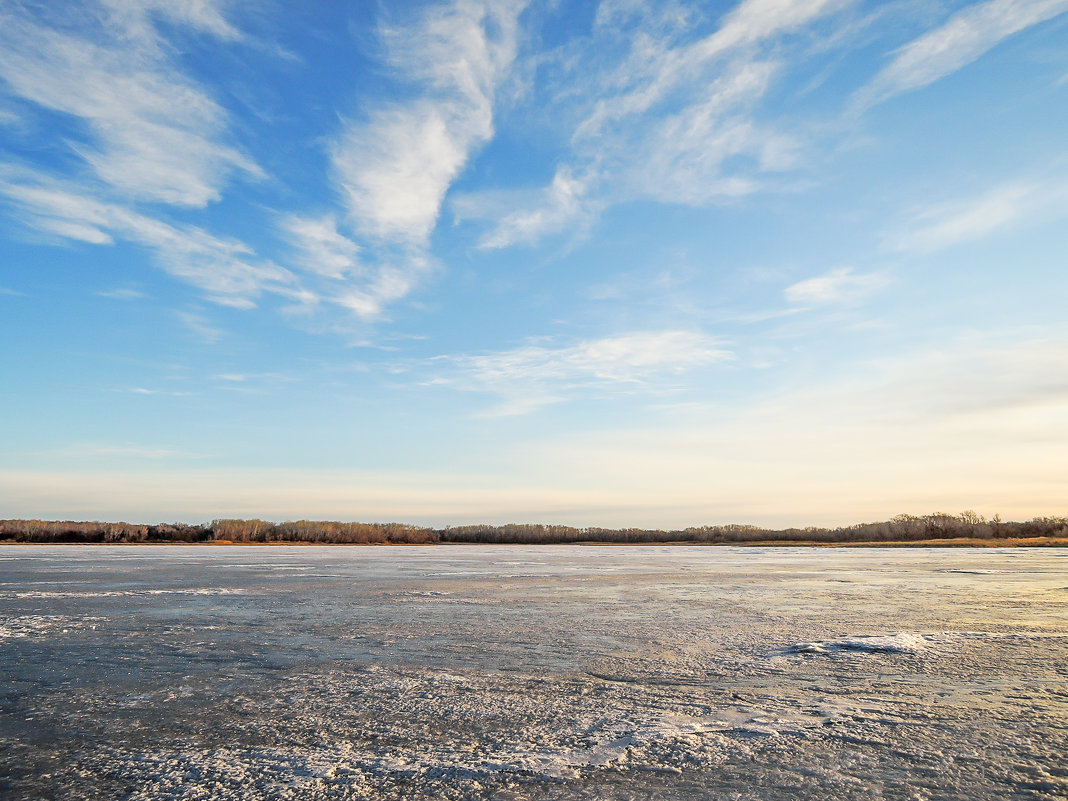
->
(396, 590), (450, 598)
(6, 588), (246, 599)
(0, 614), (103, 641)
(782, 633), (930, 656)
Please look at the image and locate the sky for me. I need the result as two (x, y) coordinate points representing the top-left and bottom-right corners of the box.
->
(1, 0), (1066, 528)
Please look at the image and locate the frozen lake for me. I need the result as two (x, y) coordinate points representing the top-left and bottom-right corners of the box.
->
(1, 545), (1066, 800)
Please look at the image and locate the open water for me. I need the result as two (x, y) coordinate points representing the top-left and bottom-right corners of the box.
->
(1, 545), (1065, 800)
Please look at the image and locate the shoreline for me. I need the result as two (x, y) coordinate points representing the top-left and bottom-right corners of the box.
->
(2, 536), (1066, 547)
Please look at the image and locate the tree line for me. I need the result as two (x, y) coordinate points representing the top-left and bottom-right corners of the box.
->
(1, 512), (1065, 544)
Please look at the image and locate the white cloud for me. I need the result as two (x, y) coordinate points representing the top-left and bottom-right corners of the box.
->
(332, 101), (487, 244)
(432, 330), (731, 414)
(127, 388), (193, 397)
(476, 167), (597, 249)
(477, 53), (798, 249)
(578, 0), (846, 139)
(330, 253), (436, 321)
(177, 310), (224, 344)
(330, 0), (525, 245)
(625, 63), (793, 205)
(474, 0), (1068, 251)
(478, 0), (847, 248)
(784, 267), (887, 306)
(276, 214), (437, 322)
(0, 3), (259, 208)
(857, 0), (1068, 108)
(0, 0), (454, 325)
(305, 1), (529, 319)
(99, 0), (243, 43)
(96, 288), (148, 300)
(0, 170), (296, 308)
(891, 179), (1068, 252)
(281, 215), (362, 281)
(214, 372), (293, 383)
(0, 2), (313, 316)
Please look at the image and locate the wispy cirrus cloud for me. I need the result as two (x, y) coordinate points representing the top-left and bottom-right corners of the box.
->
(331, 0), (525, 245)
(467, 0), (1068, 252)
(215, 372), (294, 383)
(176, 310), (225, 344)
(330, 254), (434, 320)
(855, 0), (1068, 109)
(279, 0), (528, 319)
(472, 167), (599, 250)
(890, 178), (1068, 252)
(126, 388), (193, 397)
(0, 1), (310, 313)
(0, 170), (297, 309)
(96, 287), (148, 300)
(577, 0), (847, 140)
(471, 0), (848, 249)
(99, 0), (243, 44)
(785, 267), (888, 306)
(281, 215), (362, 281)
(3, 0), (518, 323)
(0, 2), (259, 207)
(278, 213), (435, 321)
(429, 330), (731, 415)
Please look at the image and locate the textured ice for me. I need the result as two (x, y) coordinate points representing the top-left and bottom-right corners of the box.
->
(1, 545), (1066, 800)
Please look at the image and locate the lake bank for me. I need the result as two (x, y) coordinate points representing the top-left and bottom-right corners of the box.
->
(3, 536), (1067, 547)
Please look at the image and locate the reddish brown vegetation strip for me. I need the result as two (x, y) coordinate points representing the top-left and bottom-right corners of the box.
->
(1, 513), (1066, 545)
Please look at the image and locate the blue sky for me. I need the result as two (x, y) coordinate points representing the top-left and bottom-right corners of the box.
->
(1, 0), (1066, 526)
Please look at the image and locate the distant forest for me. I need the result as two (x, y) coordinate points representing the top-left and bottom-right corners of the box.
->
(1, 512), (1066, 545)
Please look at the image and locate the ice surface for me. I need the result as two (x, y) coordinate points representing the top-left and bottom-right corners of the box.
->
(0, 545), (1065, 800)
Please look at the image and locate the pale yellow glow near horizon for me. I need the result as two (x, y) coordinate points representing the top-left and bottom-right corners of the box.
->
(0, 460), (1061, 528)
(2, 401), (1063, 531)
(4, 335), (1064, 529)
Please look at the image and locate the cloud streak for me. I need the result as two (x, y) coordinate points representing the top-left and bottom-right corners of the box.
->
(470, 0), (1068, 251)
(0, 2), (259, 207)
(856, 0), (1068, 108)
(0, 1), (306, 313)
(1, 1), (528, 322)
(288, 0), (530, 319)
(331, 0), (525, 246)
(785, 267), (887, 306)
(431, 330), (731, 414)
(474, 0), (848, 249)
(0, 170), (295, 308)
(281, 215), (362, 281)
(891, 178), (1068, 252)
